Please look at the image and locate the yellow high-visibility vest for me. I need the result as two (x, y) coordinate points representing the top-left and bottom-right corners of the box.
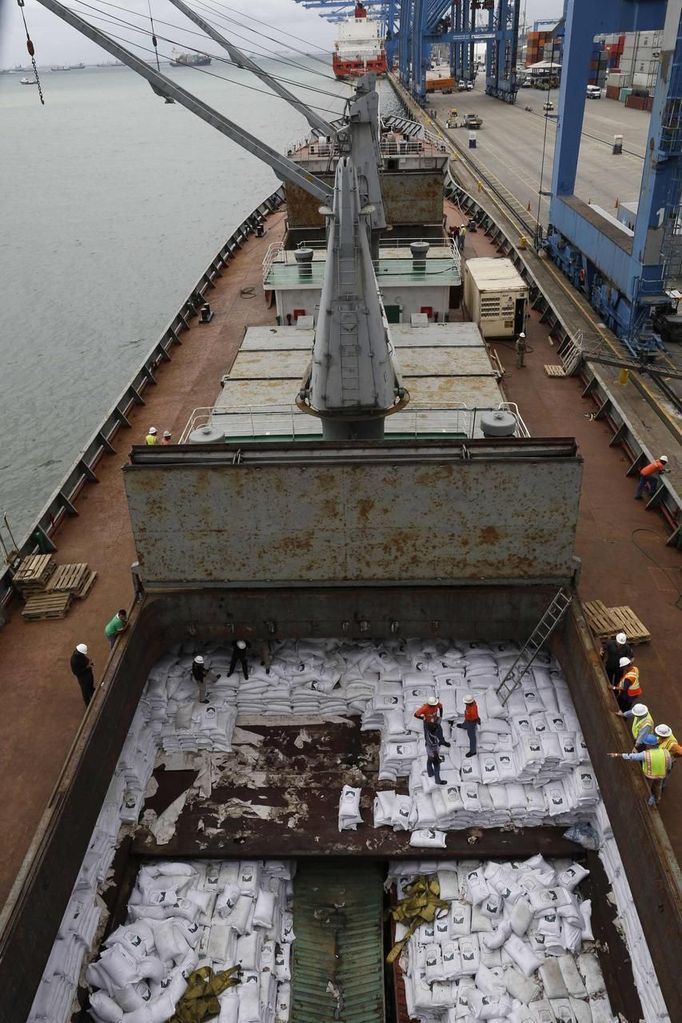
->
(642, 749), (671, 779)
(632, 712), (653, 740)
(658, 732), (679, 751)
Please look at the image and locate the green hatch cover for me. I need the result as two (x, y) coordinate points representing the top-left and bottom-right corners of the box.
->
(290, 859), (386, 1023)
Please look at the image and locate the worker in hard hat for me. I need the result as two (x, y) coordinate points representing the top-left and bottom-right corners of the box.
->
(228, 638), (251, 681)
(145, 426), (158, 445)
(515, 332), (527, 368)
(191, 654), (221, 704)
(425, 719), (447, 785)
(455, 695), (481, 758)
(616, 702), (654, 751)
(654, 723), (679, 753)
(634, 454), (669, 499)
(612, 656), (641, 713)
(601, 631), (633, 687)
(608, 736), (673, 806)
(70, 642), (95, 707)
(414, 695), (450, 747)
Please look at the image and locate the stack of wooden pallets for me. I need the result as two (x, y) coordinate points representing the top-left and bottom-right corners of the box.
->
(582, 599), (651, 644)
(15, 555), (97, 621)
(12, 555), (56, 595)
(45, 563), (97, 600)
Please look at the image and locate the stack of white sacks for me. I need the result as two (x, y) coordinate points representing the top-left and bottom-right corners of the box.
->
(86, 859), (295, 1023)
(392, 857), (617, 1023)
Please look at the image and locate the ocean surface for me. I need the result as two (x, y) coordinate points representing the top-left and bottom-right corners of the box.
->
(0, 61), (402, 548)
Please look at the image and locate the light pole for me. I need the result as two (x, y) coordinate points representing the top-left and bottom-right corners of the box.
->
(534, 36), (557, 249)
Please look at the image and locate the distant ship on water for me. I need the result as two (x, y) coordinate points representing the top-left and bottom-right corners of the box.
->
(170, 49), (211, 67)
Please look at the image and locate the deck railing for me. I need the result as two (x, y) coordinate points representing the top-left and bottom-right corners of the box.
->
(0, 186), (287, 605)
(179, 401), (529, 443)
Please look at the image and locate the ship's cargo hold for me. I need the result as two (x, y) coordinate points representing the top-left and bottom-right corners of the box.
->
(392, 859), (615, 1023)
(464, 258), (529, 339)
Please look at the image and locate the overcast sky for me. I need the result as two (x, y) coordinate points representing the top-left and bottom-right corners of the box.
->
(0, 0), (564, 67)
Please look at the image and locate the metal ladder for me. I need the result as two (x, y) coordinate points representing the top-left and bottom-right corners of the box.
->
(495, 588), (573, 706)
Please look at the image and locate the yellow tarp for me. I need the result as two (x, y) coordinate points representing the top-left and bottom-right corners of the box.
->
(386, 875), (448, 964)
(169, 965), (241, 1023)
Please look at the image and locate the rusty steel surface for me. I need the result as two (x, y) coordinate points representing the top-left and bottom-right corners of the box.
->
(230, 350), (310, 380)
(396, 347), (496, 376)
(134, 720), (580, 861)
(124, 445), (581, 585)
(286, 170), (446, 231)
(403, 375), (503, 406)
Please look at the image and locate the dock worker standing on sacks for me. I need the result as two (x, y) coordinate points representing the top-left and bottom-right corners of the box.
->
(612, 656), (641, 712)
(227, 638), (250, 681)
(634, 454), (668, 499)
(425, 719), (447, 785)
(456, 694), (481, 758)
(414, 695), (450, 748)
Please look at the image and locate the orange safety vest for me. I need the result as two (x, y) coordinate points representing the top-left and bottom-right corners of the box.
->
(621, 667), (641, 697)
(640, 459), (665, 478)
(642, 748), (671, 779)
(632, 711), (653, 740)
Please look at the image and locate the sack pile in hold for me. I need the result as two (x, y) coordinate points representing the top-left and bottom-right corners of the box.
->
(86, 859), (295, 1023)
(139, 641), (597, 830)
(391, 857), (617, 1023)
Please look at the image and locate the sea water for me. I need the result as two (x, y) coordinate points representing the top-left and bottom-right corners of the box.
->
(0, 62), (402, 546)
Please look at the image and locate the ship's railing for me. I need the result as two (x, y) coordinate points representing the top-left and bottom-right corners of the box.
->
(179, 401), (530, 443)
(0, 186), (287, 603)
(263, 237), (460, 285)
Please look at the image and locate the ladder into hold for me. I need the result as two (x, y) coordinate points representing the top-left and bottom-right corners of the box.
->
(495, 588), (573, 706)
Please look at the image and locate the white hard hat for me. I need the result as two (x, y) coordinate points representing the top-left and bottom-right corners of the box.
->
(632, 703), (648, 717)
(427, 696), (439, 706)
(659, 455), (668, 463)
(163, 431), (172, 438)
(194, 655), (204, 664)
(149, 426), (157, 435)
(619, 657), (632, 668)
(655, 724), (672, 738)
(236, 640), (246, 650)
(464, 694), (476, 704)
(616, 632), (627, 644)
(76, 643), (88, 654)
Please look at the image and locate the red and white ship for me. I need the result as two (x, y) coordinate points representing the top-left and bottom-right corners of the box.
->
(332, 2), (388, 79)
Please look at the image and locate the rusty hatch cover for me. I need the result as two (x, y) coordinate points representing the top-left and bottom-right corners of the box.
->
(290, 859), (385, 1023)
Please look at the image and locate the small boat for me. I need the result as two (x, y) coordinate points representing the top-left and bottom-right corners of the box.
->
(20, 77), (38, 85)
(50, 64), (68, 71)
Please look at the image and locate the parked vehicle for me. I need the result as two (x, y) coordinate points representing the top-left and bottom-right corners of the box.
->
(586, 85), (602, 98)
(463, 112), (482, 128)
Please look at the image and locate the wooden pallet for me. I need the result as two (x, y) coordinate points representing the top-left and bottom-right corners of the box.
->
(12, 554), (55, 594)
(45, 562), (88, 593)
(21, 591), (72, 621)
(76, 569), (98, 599)
(544, 364), (566, 377)
(606, 606), (651, 644)
(583, 599), (651, 644)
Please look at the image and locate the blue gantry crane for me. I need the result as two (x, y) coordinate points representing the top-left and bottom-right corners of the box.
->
(296, 0), (520, 102)
(545, 0), (682, 354)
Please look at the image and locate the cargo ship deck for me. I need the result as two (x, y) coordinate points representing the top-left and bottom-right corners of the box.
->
(0, 192), (680, 916)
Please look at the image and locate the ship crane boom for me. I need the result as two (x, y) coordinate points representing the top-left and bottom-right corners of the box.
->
(164, 0), (337, 138)
(31, 0), (334, 203)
